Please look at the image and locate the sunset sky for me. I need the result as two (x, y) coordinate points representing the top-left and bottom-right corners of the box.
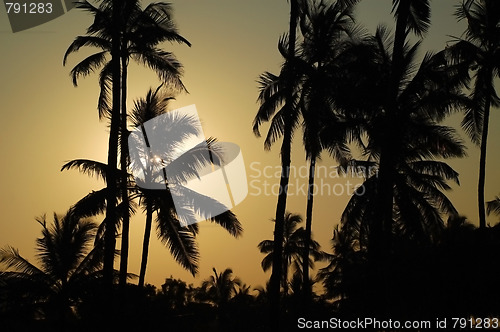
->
(1, 0), (499, 290)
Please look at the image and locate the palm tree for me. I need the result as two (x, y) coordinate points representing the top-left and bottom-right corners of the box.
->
(325, 23), (470, 314)
(159, 277), (197, 310)
(127, 86), (243, 286)
(63, 86), (243, 287)
(446, 0), (500, 229)
(258, 212), (325, 296)
(252, 0), (300, 319)
(63, 0), (190, 285)
(295, 0), (358, 299)
(63, 0), (189, 120)
(199, 268), (241, 309)
(0, 211), (104, 327)
(487, 196), (500, 220)
(318, 225), (365, 307)
(61, 156), (202, 284)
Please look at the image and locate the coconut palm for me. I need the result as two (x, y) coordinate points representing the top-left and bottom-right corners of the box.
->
(295, 0), (359, 298)
(329, 14), (470, 251)
(60, 157), (201, 281)
(487, 196), (500, 219)
(62, 152), (241, 286)
(317, 225), (365, 306)
(370, 0), (432, 258)
(63, 0), (189, 119)
(128, 86), (243, 286)
(321, 24), (470, 314)
(63, 0), (190, 284)
(0, 211), (104, 326)
(63, 86), (243, 287)
(258, 212), (326, 296)
(337, 25), (469, 247)
(446, 0), (500, 229)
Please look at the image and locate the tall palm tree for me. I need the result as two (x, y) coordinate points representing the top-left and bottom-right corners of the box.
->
(63, 0), (190, 285)
(258, 212), (325, 296)
(252, 0), (300, 319)
(315, 19), (471, 313)
(62, 154), (241, 286)
(373, 0), (432, 257)
(0, 211), (104, 326)
(62, 86), (243, 287)
(447, 0), (500, 229)
(127, 86), (243, 286)
(336, 26), (469, 248)
(295, 0), (358, 299)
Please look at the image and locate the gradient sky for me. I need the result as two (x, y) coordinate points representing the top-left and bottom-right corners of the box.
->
(1, 0), (499, 290)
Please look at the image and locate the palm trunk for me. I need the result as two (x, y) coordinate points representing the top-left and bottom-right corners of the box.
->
(302, 157), (315, 302)
(269, 0), (299, 325)
(138, 202), (154, 287)
(103, 0), (122, 288)
(369, 0), (411, 315)
(269, 132), (291, 320)
(119, 52), (130, 287)
(478, 86), (491, 229)
(282, 258), (289, 296)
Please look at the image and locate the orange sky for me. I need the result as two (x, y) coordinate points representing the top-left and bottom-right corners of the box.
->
(1, 0), (499, 290)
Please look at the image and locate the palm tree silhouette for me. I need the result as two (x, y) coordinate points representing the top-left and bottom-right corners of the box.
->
(62, 86), (242, 287)
(63, 0), (190, 285)
(128, 86), (242, 286)
(446, 0), (500, 229)
(199, 268), (241, 308)
(63, 0), (189, 119)
(336, 25), (469, 248)
(366, 0), (432, 260)
(318, 225), (366, 308)
(313, 8), (471, 311)
(252, 0), (300, 320)
(0, 211), (104, 328)
(258, 212), (325, 297)
(487, 195), (500, 221)
(294, 0), (358, 300)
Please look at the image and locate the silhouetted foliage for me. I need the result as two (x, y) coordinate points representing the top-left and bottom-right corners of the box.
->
(0, 211), (104, 331)
(446, 0), (500, 229)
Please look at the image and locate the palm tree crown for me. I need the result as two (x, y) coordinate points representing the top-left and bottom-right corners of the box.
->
(447, 0), (500, 228)
(0, 211), (103, 320)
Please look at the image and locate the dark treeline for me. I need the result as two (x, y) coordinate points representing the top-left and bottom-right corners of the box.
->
(1, 0), (500, 331)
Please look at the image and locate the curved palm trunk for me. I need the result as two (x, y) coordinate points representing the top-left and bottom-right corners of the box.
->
(138, 202), (154, 287)
(103, 0), (122, 288)
(302, 158), (315, 303)
(119, 52), (130, 287)
(478, 86), (492, 229)
(269, 0), (299, 325)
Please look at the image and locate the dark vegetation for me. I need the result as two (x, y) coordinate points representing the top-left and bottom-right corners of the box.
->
(1, 0), (500, 331)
